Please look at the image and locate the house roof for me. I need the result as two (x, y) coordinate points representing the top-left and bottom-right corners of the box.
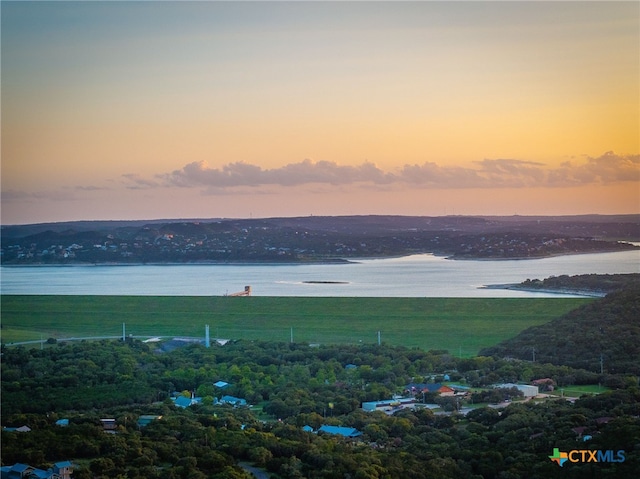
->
(137, 415), (162, 426)
(532, 378), (554, 384)
(31, 469), (54, 479)
(318, 425), (362, 437)
(174, 396), (194, 408)
(406, 383), (451, 393)
(1, 462), (71, 479)
(3, 425), (32, 432)
(9, 463), (31, 473)
(221, 395), (247, 406)
(214, 381), (229, 388)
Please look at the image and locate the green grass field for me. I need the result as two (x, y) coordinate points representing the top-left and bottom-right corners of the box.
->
(552, 384), (609, 397)
(1, 295), (591, 356)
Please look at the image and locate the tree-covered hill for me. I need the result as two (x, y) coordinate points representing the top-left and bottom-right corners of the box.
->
(3, 337), (640, 478)
(513, 273), (640, 296)
(2, 214), (638, 264)
(480, 286), (640, 374)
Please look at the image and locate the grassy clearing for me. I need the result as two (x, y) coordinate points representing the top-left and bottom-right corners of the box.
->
(553, 384), (610, 397)
(0, 295), (591, 355)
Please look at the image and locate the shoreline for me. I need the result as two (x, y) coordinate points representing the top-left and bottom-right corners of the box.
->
(447, 247), (640, 262)
(0, 258), (358, 267)
(2, 247), (638, 267)
(481, 283), (607, 298)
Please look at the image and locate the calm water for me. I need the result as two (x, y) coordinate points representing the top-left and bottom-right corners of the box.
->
(2, 250), (638, 297)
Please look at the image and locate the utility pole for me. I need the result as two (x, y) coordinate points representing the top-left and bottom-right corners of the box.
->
(377, 331), (381, 346)
(532, 347), (536, 363)
(600, 354), (604, 374)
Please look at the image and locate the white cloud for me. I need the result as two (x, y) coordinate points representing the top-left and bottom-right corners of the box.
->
(162, 159), (395, 188)
(157, 152), (639, 192)
(121, 173), (160, 189)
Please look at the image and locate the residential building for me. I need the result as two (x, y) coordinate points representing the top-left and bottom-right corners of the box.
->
(1, 462), (73, 479)
(317, 425), (362, 438)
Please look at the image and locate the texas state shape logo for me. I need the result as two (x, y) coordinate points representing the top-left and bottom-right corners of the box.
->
(549, 448), (568, 467)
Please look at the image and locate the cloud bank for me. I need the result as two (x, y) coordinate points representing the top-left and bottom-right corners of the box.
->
(157, 152), (639, 192)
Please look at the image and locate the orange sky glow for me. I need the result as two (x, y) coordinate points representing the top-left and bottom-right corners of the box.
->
(2, 1), (638, 224)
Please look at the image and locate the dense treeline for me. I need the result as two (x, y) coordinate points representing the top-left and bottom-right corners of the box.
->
(480, 287), (640, 374)
(3, 337), (640, 477)
(2, 339), (629, 417)
(517, 273), (640, 295)
(2, 374), (639, 478)
(3, 289), (640, 477)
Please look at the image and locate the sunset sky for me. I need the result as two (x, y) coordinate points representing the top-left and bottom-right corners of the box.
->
(2, 1), (639, 225)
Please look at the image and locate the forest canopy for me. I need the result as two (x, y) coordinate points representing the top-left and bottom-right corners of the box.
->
(2, 285), (640, 478)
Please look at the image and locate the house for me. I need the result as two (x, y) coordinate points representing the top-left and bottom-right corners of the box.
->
(1, 462), (73, 479)
(100, 419), (117, 431)
(137, 415), (162, 427)
(362, 397), (416, 412)
(213, 380), (230, 389)
(174, 395), (202, 408)
(55, 419), (69, 427)
(405, 383), (455, 396)
(2, 426), (31, 433)
(532, 378), (556, 391)
(317, 425), (362, 438)
(220, 395), (247, 407)
(0, 463), (31, 479)
(494, 383), (539, 398)
(52, 462), (73, 479)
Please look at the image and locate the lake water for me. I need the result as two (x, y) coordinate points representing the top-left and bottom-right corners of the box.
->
(2, 250), (638, 297)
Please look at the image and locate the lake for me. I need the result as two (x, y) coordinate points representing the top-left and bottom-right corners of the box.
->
(2, 250), (638, 297)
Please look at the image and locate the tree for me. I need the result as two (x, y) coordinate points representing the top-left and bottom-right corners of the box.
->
(248, 446), (273, 467)
(90, 458), (116, 476)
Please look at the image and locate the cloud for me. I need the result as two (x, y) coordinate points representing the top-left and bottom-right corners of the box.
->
(121, 173), (160, 189)
(6, 152), (637, 208)
(158, 152), (639, 192)
(75, 185), (110, 191)
(549, 151), (640, 186)
(397, 162), (487, 188)
(162, 159), (395, 188)
(473, 159), (547, 187)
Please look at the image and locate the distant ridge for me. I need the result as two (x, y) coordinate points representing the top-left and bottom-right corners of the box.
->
(2, 215), (638, 264)
(0, 218), (224, 238)
(3, 214), (639, 237)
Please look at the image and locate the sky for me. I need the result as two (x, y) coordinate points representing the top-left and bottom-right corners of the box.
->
(2, 1), (639, 225)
